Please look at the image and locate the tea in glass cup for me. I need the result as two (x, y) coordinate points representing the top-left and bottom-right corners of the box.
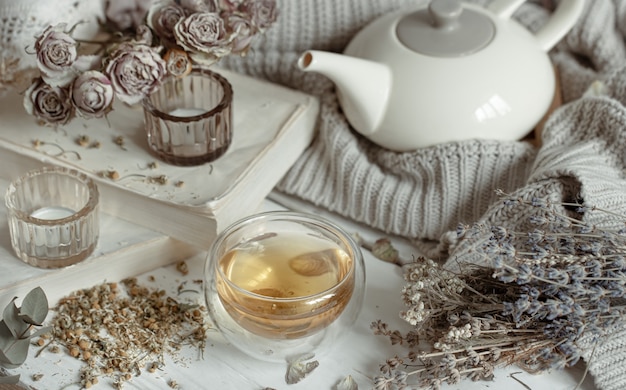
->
(204, 211), (365, 361)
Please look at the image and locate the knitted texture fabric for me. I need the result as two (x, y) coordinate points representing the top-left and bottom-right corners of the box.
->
(0, 0), (102, 95)
(220, 0), (544, 244)
(220, 0), (626, 388)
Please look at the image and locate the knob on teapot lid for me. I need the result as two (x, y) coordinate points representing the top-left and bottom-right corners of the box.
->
(396, 0), (495, 57)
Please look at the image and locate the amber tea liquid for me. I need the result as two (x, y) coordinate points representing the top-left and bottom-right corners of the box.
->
(216, 232), (355, 339)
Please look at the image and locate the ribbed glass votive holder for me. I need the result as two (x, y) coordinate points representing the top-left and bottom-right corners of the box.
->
(4, 166), (99, 268)
(142, 67), (233, 166)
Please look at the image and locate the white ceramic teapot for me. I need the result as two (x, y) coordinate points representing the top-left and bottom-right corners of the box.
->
(297, 0), (584, 151)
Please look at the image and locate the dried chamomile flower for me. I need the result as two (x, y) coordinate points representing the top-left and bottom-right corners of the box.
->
(47, 279), (209, 387)
(76, 134), (90, 147)
(149, 174), (168, 185)
(176, 261), (189, 276)
(98, 170), (120, 181)
(113, 135), (126, 150)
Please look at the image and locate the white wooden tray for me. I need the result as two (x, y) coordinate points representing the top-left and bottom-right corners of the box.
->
(0, 68), (319, 249)
(0, 156), (201, 310)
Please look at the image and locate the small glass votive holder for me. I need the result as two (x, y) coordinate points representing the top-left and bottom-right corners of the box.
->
(142, 67), (233, 166)
(4, 166), (99, 269)
(204, 211), (366, 362)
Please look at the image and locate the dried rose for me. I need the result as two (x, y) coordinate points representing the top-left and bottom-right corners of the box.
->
(23, 78), (73, 125)
(226, 14), (256, 55)
(71, 71), (114, 119)
(105, 0), (156, 31)
(34, 23), (78, 87)
(163, 48), (192, 78)
(104, 43), (167, 105)
(147, 2), (186, 44)
(179, 0), (218, 13)
(247, 0), (278, 31)
(135, 25), (154, 46)
(218, 0), (246, 13)
(174, 12), (233, 66)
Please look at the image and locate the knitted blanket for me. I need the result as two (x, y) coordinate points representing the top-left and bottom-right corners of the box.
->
(221, 1), (626, 389)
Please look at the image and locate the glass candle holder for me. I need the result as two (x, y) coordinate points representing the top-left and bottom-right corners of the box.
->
(204, 211), (366, 362)
(142, 67), (233, 166)
(4, 166), (99, 268)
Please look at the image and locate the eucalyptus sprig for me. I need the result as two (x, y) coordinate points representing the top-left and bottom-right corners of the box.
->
(0, 287), (51, 384)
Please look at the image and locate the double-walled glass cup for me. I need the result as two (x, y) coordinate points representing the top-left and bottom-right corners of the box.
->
(204, 211), (366, 362)
(4, 166), (99, 268)
(143, 67), (233, 166)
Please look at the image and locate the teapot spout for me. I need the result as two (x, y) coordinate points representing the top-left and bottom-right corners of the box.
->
(297, 50), (391, 136)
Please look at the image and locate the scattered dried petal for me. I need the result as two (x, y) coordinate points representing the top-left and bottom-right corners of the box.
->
(336, 375), (358, 390)
(288, 250), (334, 276)
(371, 238), (399, 264)
(285, 353), (319, 384)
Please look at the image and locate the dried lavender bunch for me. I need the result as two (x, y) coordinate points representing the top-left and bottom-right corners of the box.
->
(372, 192), (626, 390)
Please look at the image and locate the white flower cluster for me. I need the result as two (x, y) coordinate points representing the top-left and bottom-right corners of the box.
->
(400, 259), (466, 327)
(444, 324), (473, 342)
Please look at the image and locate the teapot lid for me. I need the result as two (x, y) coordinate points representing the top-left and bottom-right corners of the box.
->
(396, 0), (495, 57)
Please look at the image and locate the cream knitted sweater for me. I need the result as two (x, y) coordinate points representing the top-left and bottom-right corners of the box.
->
(221, 1), (626, 389)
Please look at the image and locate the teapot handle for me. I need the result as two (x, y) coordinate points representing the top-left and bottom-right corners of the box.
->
(488, 0), (585, 51)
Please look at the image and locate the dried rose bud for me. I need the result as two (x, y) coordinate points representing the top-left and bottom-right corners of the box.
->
(147, 2), (186, 44)
(105, 0), (156, 32)
(179, 0), (218, 13)
(23, 78), (74, 125)
(226, 14), (256, 55)
(247, 0), (278, 31)
(174, 12), (233, 66)
(163, 48), (192, 78)
(134, 25), (154, 46)
(34, 23), (78, 87)
(71, 71), (114, 119)
(219, 0), (246, 13)
(104, 43), (167, 105)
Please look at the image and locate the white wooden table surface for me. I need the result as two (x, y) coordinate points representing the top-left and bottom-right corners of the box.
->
(6, 195), (598, 390)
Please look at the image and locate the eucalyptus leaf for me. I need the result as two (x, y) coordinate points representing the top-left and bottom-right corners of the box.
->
(0, 337), (29, 368)
(0, 347), (13, 367)
(0, 373), (20, 384)
(2, 298), (23, 339)
(0, 321), (14, 350)
(0, 339), (30, 368)
(19, 287), (48, 326)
